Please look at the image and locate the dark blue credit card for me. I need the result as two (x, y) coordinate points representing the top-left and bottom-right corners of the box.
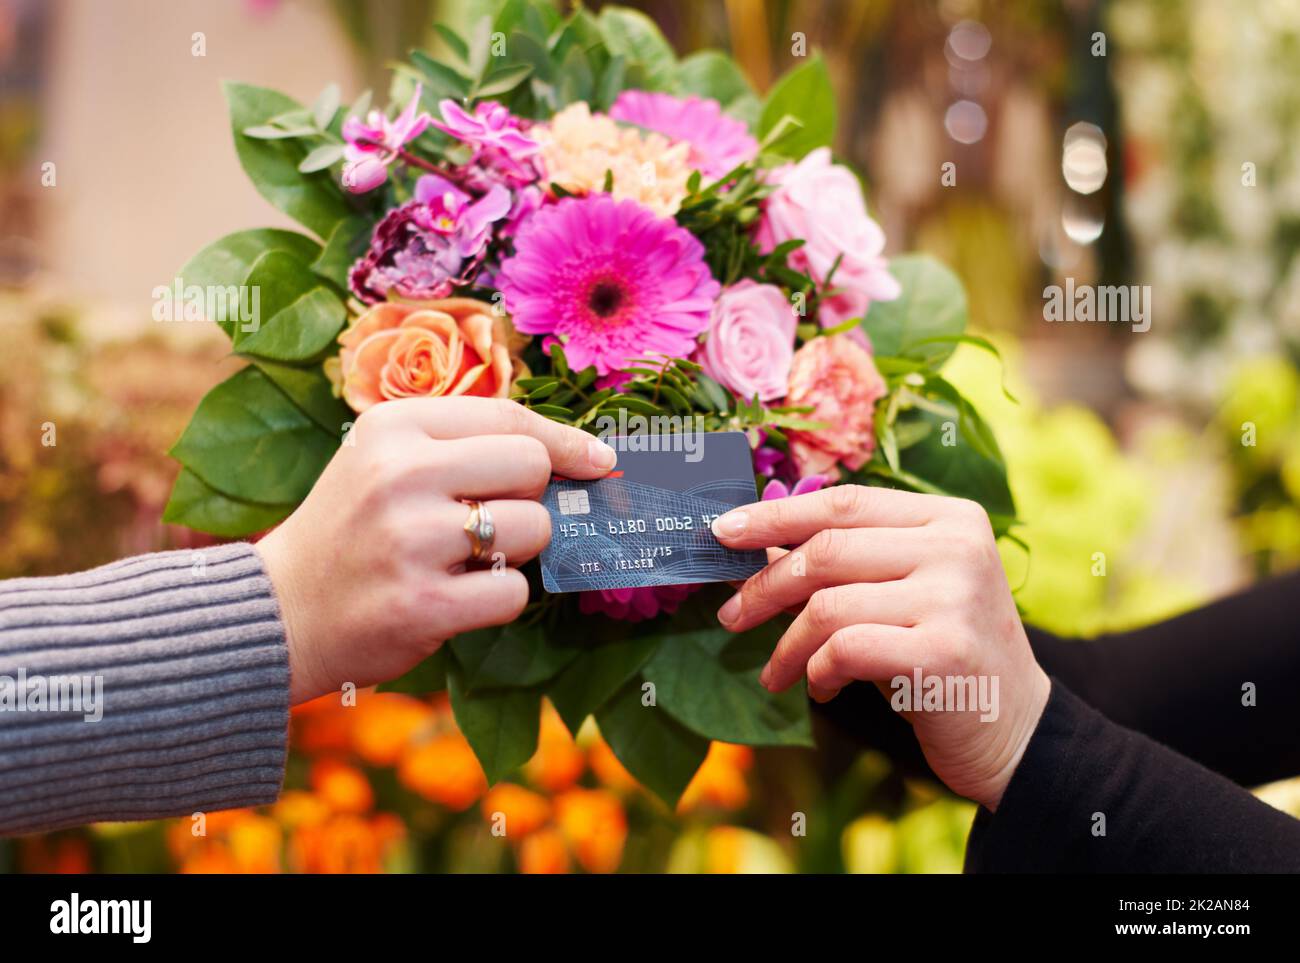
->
(540, 431), (766, 593)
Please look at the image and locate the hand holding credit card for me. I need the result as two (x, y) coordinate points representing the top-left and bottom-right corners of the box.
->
(539, 431), (765, 593)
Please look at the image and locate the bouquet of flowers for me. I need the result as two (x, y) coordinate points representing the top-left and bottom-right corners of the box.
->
(164, 0), (1014, 805)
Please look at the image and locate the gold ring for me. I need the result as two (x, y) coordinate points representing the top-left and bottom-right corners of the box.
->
(462, 500), (496, 562)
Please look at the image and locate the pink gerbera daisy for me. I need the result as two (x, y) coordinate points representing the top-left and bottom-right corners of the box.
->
(609, 91), (758, 180)
(496, 194), (720, 375)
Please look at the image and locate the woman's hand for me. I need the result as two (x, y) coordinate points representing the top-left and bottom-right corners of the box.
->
(257, 397), (616, 705)
(711, 486), (1049, 811)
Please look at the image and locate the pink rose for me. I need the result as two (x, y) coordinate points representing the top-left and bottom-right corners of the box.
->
(784, 335), (887, 477)
(756, 147), (900, 327)
(699, 281), (797, 402)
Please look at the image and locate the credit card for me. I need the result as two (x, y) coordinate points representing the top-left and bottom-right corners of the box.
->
(540, 431), (766, 593)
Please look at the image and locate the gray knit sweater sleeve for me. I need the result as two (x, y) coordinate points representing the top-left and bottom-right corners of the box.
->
(0, 543), (289, 835)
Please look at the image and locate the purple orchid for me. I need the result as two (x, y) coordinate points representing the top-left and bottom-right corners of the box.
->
(341, 84), (434, 193)
(761, 475), (827, 500)
(432, 99), (540, 187)
(348, 174), (511, 303)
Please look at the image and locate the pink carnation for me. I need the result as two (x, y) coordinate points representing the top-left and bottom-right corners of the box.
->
(609, 91), (758, 180)
(784, 335), (887, 477)
(578, 585), (698, 623)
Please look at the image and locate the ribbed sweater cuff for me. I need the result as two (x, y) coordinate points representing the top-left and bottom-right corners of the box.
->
(0, 543), (289, 835)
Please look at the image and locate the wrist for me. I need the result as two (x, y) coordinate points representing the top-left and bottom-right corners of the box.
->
(982, 667), (1051, 812)
(255, 529), (331, 705)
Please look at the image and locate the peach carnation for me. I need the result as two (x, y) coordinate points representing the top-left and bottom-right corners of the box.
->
(784, 335), (888, 477)
(534, 103), (692, 217)
(330, 298), (522, 412)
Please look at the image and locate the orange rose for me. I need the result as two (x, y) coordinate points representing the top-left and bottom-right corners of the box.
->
(333, 298), (522, 412)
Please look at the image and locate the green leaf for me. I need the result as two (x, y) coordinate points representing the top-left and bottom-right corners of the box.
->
(475, 63), (534, 99)
(176, 229), (321, 338)
(596, 679), (710, 807)
(451, 622), (580, 691)
(250, 358), (351, 436)
(410, 50), (471, 101)
(923, 375), (1003, 464)
(243, 124), (317, 140)
(311, 83), (341, 130)
(311, 215), (371, 290)
(912, 333), (1019, 403)
(891, 410), (1015, 522)
(170, 366), (336, 504)
(233, 251), (347, 361)
(224, 82), (352, 240)
(556, 43), (595, 106)
(433, 24), (469, 63)
(759, 54), (834, 158)
(447, 663), (542, 785)
(298, 143), (345, 174)
(597, 6), (676, 92)
(861, 254), (969, 369)
(594, 54), (627, 111)
(674, 50), (754, 106)
(377, 646), (449, 694)
(162, 467), (294, 537)
(642, 624), (814, 746)
(547, 634), (661, 735)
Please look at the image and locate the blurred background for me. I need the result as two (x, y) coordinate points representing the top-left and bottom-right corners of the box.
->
(3, 0), (1299, 873)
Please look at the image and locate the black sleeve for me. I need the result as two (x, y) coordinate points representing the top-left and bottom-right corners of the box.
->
(1027, 571), (1300, 786)
(965, 679), (1300, 872)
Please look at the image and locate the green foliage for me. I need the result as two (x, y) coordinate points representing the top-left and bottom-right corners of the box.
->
(224, 82), (354, 240)
(595, 680), (710, 806)
(642, 622), (813, 747)
(162, 468), (294, 537)
(233, 251), (347, 362)
(447, 663), (543, 785)
(167, 366), (336, 511)
(861, 255), (969, 368)
(759, 53), (835, 159)
(176, 229), (321, 338)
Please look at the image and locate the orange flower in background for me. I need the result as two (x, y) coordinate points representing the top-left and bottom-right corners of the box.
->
(587, 735), (640, 793)
(351, 694), (435, 767)
(178, 843), (241, 875)
(555, 788), (627, 874)
(399, 731), (487, 811)
(273, 790), (331, 830)
(167, 809), (284, 874)
(331, 298), (522, 412)
(524, 702), (586, 792)
(518, 827), (570, 875)
(481, 783), (551, 838)
(677, 743), (753, 813)
(291, 813), (405, 874)
(310, 759), (375, 815)
(223, 814), (283, 873)
(18, 835), (91, 874)
(292, 695), (356, 755)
